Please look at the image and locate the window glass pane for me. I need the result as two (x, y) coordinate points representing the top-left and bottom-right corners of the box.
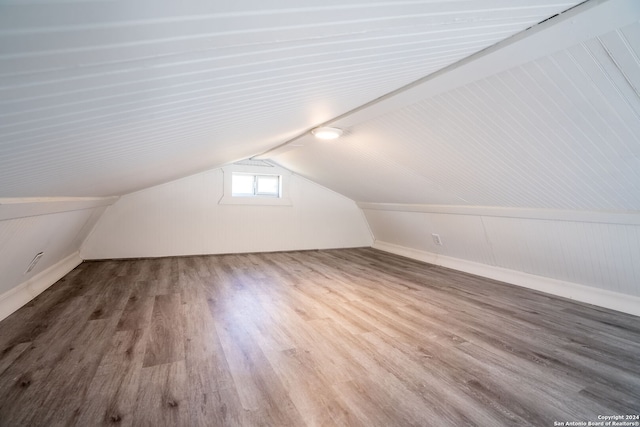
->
(256, 175), (280, 196)
(232, 174), (254, 196)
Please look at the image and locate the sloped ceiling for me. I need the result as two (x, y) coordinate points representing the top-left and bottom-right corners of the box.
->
(0, 0), (580, 197)
(271, 0), (640, 211)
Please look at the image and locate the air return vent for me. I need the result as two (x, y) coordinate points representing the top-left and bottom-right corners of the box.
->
(24, 252), (44, 274)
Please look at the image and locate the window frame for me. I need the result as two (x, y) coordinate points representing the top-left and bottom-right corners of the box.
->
(219, 164), (292, 206)
(231, 172), (281, 198)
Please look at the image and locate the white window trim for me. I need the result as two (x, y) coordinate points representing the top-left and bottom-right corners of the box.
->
(219, 165), (292, 206)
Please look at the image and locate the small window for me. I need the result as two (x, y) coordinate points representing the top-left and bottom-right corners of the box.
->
(220, 163), (291, 206)
(232, 173), (281, 198)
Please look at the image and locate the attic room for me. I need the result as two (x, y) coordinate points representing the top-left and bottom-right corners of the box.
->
(1, 0), (639, 425)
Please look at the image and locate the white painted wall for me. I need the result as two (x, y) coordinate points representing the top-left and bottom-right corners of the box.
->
(81, 166), (372, 259)
(0, 198), (115, 320)
(363, 204), (640, 316)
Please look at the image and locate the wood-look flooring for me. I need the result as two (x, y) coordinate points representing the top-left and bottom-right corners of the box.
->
(0, 248), (638, 426)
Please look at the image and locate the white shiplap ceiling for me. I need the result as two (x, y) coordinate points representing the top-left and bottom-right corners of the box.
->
(272, 0), (640, 211)
(0, 0), (580, 197)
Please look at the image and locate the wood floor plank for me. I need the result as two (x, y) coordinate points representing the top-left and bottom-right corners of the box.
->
(143, 293), (185, 368)
(214, 308), (305, 425)
(132, 361), (189, 427)
(74, 328), (147, 426)
(0, 248), (638, 426)
(88, 277), (131, 321)
(253, 292), (356, 386)
(0, 294), (95, 414)
(182, 295), (241, 426)
(34, 317), (119, 426)
(0, 366), (52, 426)
(0, 341), (31, 377)
(117, 281), (156, 331)
(0, 265), (94, 351)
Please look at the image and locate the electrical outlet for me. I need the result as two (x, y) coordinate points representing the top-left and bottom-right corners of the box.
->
(431, 233), (443, 246)
(25, 252), (44, 274)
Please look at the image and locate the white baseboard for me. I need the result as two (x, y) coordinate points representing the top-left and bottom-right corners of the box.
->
(0, 251), (82, 322)
(373, 241), (640, 317)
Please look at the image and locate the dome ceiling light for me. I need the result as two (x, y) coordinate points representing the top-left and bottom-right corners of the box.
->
(311, 127), (343, 140)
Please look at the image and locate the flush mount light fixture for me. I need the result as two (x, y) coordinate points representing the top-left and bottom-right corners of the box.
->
(311, 126), (343, 140)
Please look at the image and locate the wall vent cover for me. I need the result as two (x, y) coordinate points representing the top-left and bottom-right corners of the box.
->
(25, 252), (44, 274)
